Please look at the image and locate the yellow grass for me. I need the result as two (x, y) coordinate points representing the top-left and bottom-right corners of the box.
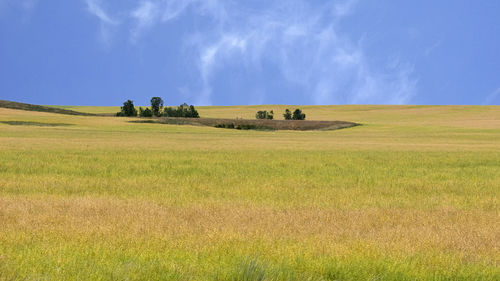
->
(0, 105), (499, 280)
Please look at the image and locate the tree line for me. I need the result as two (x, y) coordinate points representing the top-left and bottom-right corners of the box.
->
(117, 98), (306, 121)
(116, 97), (199, 118)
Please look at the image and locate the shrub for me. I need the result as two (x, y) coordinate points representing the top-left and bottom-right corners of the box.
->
(164, 103), (200, 118)
(283, 109), (292, 120)
(117, 100), (137, 117)
(139, 107), (153, 117)
(150, 97), (164, 117)
(214, 123), (273, 130)
(292, 109), (306, 120)
(256, 110), (274, 120)
(215, 123), (235, 129)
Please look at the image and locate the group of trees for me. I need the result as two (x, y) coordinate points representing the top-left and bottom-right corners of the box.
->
(255, 110), (274, 120)
(116, 97), (199, 118)
(117, 98), (305, 121)
(164, 103), (199, 118)
(256, 109), (306, 120)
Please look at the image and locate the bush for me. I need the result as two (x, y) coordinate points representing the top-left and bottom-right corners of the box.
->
(116, 100), (137, 117)
(292, 109), (306, 120)
(283, 109), (292, 120)
(256, 110), (274, 120)
(150, 97), (164, 117)
(139, 107), (153, 117)
(215, 123), (235, 129)
(164, 103), (200, 118)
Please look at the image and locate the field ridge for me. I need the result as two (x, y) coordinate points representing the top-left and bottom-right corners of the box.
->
(0, 100), (99, 116)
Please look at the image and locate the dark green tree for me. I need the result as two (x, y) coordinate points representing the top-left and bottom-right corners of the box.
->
(117, 100), (137, 117)
(150, 97), (164, 117)
(292, 109), (306, 120)
(283, 109), (292, 120)
(139, 107), (153, 117)
(189, 105), (200, 118)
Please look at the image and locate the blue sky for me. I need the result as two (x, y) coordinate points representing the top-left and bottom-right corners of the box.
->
(1, 0), (499, 106)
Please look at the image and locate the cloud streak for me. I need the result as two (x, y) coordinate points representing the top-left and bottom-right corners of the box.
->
(84, 0), (418, 105)
(179, 0), (417, 105)
(85, 0), (117, 25)
(483, 88), (500, 105)
(85, 0), (119, 46)
(0, 0), (39, 19)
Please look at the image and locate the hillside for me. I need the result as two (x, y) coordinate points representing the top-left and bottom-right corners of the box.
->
(53, 103), (500, 129)
(0, 100), (99, 116)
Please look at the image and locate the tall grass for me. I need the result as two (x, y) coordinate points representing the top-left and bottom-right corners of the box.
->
(0, 106), (499, 280)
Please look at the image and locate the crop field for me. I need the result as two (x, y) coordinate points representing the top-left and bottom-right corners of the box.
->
(0, 105), (499, 280)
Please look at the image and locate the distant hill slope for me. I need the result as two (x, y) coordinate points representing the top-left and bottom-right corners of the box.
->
(0, 100), (98, 116)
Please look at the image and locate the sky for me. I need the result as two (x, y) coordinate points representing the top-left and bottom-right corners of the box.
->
(0, 0), (499, 106)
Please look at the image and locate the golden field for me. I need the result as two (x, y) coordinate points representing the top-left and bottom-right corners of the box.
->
(0, 105), (499, 280)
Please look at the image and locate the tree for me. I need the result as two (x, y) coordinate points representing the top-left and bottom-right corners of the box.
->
(150, 97), (164, 117)
(283, 109), (292, 120)
(292, 109), (306, 120)
(163, 103), (200, 118)
(189, 105), (200, 118)
(139, 107), (153, 117)
(117, 100), (137, 117)
(256, 110), (274, 120)
(178, 103), (189, 117)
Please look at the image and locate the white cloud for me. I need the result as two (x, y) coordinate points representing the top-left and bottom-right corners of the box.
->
(162, 0), (194, 21)
(196, 34), (248, 104)
(175, 0), (417, 105)
(85, 0), (118, 46)
(85, 0), (117, 25)
(333, 0), (358, 18)
(130, 1), (160, 42)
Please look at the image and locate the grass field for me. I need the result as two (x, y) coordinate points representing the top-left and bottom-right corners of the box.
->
(0, 105), (499, 280)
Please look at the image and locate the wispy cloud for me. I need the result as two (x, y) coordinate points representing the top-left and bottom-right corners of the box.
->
(85, 0), (118, 46)
(162, 0), (195, 21)
(483, 88), (500, 105)
(85, 0), (117, 25)
(130, 1), (160, 42)
(21, 0), (38, 11)
(177, 0), (417, 105)
(424, 39), (443, 57)
(82, 0), (418, 105)
(0, 0), (39, 19)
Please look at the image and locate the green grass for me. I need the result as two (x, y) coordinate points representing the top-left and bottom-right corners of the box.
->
(0, 105), (499, 280)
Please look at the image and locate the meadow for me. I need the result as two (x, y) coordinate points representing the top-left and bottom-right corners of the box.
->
(0, 104), (499, 280)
